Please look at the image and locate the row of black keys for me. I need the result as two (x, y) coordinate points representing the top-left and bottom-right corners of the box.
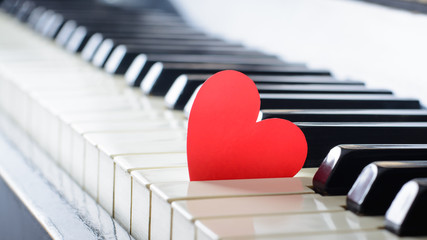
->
(2, 0), (427, 168)
(3, 0), (427, 237)
(314, 144), (427, 236)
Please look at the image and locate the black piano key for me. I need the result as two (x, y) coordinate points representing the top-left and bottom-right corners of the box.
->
(93, 42), (274, 69)
(99, 37), (238, 48)
(312, 144), (427, 195)
(261, 109), (427, 122)
(46, 10), (182, 25)
(347, 161), (427, 215)
(67, 22), (207, 53)
(34, 9), (56, 33)
(162, 73), (363, 87)
(15, 1), (36, 22)
(26, 4), (176, 26)
(27, 6), (45, 27)
(101, 42), (278, 69)
(256, 84), (391, 94)
(56, 16), (193, 47)
(165, 76), (389, 110)
(251, 75), (365, 85)
(142, 62), (330, 96)
(55, 20), (79, 46)
(124, 54), (294, 86)
(81, 33), (226, 62)
(61, 13), (197, 48)
(104, 41), (270, 74)
(385, 178), (427, 236)
(260, 93), (420, 109)
(44, 10), (174, 39)
(1, 0), (23, 14)
(301, 123), (427, 168)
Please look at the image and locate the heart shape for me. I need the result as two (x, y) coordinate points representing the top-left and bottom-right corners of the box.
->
(187, 70), (307, 181)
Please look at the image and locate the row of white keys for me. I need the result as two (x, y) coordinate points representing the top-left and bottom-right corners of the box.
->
(148, 176), (314, 240)
(0, 13), (192, 240)
(0, 34), (349, 240)
(67, 111), (184, 188)
(97, 139), (187, 215)
(2, 12), (411, 240)
(194, 209), (384, 240)
(172, 194), (346, 239)
(114, 153), (188, 233)
(248, 230), (425, 240)
(0, 23), (211, 239)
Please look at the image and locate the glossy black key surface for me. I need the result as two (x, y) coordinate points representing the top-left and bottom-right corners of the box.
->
(56, 18), (189, 47)
(260, 93), (420, 109)
(385, 178), (427, 236)
(142, 62), (330, 95)
(301, 124), (427, 168)
(124, 55), (293, 86)
(256, 84), (391, 94)
(347, 161), (427, 215)
(313, 144), (427, 195)
(261, 109), (427, 122)
(81, 34), (228, 62)
(165, 77), (390, 110)
(53, 15), (186, 47)
(67, 24), (207, 53)
(159, 73), (363, 87)
(93, 43), (272, 69)
(104, 43), (274, 74)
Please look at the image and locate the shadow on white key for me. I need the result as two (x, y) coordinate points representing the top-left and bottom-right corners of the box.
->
(195, 211), (384, 240)
(172, 194), (346, 239)
(149, 177), (313, 240)
(95, 140), (187, 215)
(114, 153), (188, 233)
(131, 167), (190, 240)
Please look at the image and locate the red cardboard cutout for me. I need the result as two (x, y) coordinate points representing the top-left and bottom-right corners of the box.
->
(187, 70), (307, 181)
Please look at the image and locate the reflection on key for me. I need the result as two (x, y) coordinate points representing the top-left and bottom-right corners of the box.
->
(172, 194), (346, 239)
(386, 178), (427, 236)
(347, 161), (427, 215)
(313, 144), (427, 195)
(196, 211), (383, 239)
(149, 177), (313, 240)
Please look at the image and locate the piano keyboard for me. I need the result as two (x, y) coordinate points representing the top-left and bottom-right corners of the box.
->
(1, 0), (427, 239)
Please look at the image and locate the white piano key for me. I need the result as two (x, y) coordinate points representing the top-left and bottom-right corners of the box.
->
(205, 230), (418, 240)
(294, 167), (318, 179)
(59, 110), (159, 166)
(83, 129), (185, 185)
(195, 211), (384, 240)
(171, 194), (345, 240)
(96, 140), (186, 215)
(76, 121), (184, 184)
(131, 167), (190, 240)
(149, 177), (313, 240)
(113, 153), (187, 232)
(84, 138), (100, 200)
(69, 119), (178, 175)
(31, 97), (131, 163)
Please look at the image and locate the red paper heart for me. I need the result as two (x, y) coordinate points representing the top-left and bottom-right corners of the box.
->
(187, 70), (307, 181)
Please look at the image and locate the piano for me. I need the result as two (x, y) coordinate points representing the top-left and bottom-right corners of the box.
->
(1, 0), (427, 239)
